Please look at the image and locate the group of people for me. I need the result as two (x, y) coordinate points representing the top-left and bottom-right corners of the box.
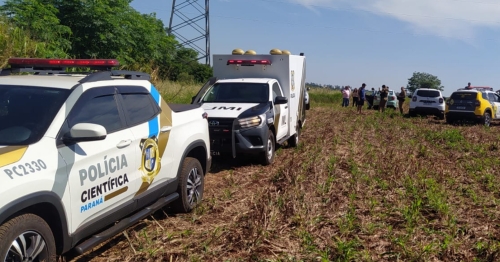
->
(341, 84), (407, 114)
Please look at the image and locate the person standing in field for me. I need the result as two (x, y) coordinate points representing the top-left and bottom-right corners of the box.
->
(341, 86), (350, 107)
(379, 85), (389, 112)
(397, 86), (406, 114)
(352, 88), (359, 107)
(367, 87), (375, 109)
(357, 83), (366, 114)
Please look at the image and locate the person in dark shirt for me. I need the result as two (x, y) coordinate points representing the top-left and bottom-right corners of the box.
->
(397, 86), (406, 114)
(379, 85), (389, 112)
(357, 83), (366, 114)
(367, 87), (375, 109)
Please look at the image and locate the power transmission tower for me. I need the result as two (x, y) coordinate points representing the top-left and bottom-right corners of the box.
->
(168, 0), (210, 65)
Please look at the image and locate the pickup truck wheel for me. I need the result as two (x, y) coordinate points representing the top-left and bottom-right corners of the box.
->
(261, 131), (275, 166)
(0, 214), (56, 262)
(481, 112), (491, 127)
(172, 157), (204, 213)
(288, 124), (300, 148)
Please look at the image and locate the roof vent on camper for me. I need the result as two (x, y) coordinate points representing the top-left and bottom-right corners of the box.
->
(232, 48), (245, 55)
(281, 50), (291, 55)
(244, 50), (257, 55)
(270, 48), (282, 55)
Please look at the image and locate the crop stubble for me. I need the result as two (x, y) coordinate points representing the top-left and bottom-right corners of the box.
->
(70, 99), (500, 262)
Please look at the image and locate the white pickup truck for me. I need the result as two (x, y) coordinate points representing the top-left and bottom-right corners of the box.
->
(0, 58), (211, 260)
(192, 48), (310, 165)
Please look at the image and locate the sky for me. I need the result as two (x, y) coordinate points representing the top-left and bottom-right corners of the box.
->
(1, 0), (498, 95)
(129, 0), (500, 96)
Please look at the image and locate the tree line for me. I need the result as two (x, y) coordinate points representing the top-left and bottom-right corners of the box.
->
(0, 0), (212, 83)
(307, 72), (444, 94)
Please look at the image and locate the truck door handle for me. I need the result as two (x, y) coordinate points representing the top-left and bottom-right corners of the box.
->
(285, 106), (288, 109)
(116, 139), (132, 148)
(160, 126), (172, 133)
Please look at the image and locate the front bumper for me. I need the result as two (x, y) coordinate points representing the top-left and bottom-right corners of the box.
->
(208, 117), (269, 157)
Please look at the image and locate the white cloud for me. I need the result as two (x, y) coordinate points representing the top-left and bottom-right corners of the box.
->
(288, 0), (339, 13)
(292, 0), (500, 40)
(362, 0), (500, 39)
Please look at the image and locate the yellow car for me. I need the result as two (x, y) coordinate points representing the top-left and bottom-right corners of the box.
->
(445, 87), (500, 126)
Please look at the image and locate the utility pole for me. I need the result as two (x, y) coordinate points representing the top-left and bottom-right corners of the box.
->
(168, 0), (210, 65)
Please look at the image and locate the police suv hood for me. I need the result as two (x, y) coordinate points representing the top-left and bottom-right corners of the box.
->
(202, 103), (261, 118)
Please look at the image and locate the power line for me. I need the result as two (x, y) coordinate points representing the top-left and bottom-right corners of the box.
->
(191, 12), (497, 41)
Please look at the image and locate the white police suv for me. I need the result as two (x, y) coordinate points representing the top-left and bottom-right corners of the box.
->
(0, 58), (211, 261)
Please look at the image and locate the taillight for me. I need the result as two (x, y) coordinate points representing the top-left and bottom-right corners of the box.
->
(439, 98), (443, 103)
(389, 96), (395, 101)
(475, 100), (480, 107)
(412, 96), (417, 102)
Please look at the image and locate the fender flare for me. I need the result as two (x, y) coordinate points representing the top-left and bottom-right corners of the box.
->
(0, 191), (71, 253)
(176, 139), (208, 177)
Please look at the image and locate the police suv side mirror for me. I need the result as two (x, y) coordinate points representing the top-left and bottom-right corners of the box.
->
(64, 123), (107, 143)
(274, 96), (288, 105)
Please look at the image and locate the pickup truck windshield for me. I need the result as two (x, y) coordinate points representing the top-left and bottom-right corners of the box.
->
(0, 85), (70, 145)
(202, 82), (269, 103)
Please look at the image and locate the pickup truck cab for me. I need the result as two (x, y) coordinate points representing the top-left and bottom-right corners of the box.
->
(192, 48), (309, 165)
(0, 58), (211, 260)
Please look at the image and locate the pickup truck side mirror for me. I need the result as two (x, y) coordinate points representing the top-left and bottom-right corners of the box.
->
(274, 96), (288, 105)
(307, 87), (310, 91)
(63, 123), (107, 143)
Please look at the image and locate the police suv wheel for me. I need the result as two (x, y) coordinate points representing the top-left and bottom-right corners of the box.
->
(172, 157), (204, 213)
(261, 131), (275, 166)
(0, 214), (56, 262)
(482, 112), (491, 127)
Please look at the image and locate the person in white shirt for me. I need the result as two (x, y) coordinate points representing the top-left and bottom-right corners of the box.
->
(341, 86), (350, 107)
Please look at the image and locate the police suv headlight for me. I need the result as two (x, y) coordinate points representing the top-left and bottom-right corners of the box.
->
(238, 115), (263, 129)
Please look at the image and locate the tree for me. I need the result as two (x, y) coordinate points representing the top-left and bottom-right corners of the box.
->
(1, 0), (71, 54)
(0, 0), (212, 84)
(406, 72), (444, 93)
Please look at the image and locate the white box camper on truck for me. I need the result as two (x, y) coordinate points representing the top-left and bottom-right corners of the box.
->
(192, 48), (310, 165)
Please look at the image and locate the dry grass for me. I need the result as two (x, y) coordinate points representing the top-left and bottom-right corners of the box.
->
(68, 87), (500, 262)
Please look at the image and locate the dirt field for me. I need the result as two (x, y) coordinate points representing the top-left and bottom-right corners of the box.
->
(69, 97), (500, 262)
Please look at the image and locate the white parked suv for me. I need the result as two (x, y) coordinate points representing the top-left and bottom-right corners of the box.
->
(409, 88), (445, 119)
(0, 58), (211, 260)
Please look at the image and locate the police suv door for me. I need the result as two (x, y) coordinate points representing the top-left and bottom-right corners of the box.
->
(272, 82), (288, 140)
(116, 85), (174, 204)
(58, 86), (138, 234)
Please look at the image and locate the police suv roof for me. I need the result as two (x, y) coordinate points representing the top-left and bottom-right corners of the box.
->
(0, 74), (85, 89)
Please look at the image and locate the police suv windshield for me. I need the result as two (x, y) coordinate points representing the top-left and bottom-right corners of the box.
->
(0, 85), (70, 145)
(202, 82), (269, 103)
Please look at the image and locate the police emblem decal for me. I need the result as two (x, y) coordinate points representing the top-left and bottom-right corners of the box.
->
(139, 137), (161, 184)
